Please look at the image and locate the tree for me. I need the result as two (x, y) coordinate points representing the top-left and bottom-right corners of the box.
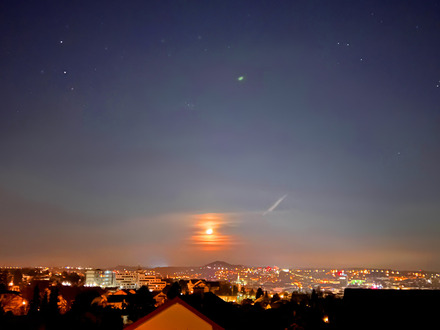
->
(70, 290), (101, 314)
(128, 286), (156, 321)
(48, 286), (59, 316)
(0, 270), (8, 286)
(179, 280), (189, 294)
(66, 272), (81, 286)
(166, 282), (181, 300)
(40, 291), (49, 315)
(232, 285), (238, 296)
(28, 285), (41, 315)
(136, 286), (155, 310)
(271, 293), (280, 304)
(12, 269), (22, 286)
(218, 283), (232, 296)
(256, 288), (263, 299)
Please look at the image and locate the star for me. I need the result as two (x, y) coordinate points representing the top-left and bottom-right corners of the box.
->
(184, 101), (195, 110)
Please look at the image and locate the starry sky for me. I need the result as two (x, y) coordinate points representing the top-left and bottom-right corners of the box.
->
(1, 0), (440, 270)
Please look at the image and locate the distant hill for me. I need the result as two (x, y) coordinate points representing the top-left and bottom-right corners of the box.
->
(202, 261), (244, 270)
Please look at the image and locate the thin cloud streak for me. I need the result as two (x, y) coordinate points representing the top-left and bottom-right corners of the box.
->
(263, 194), (287, 216)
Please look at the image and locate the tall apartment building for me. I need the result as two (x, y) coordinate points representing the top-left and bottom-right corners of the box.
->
(114, 271), (167, 290)
(115, 271), (138, 290)
(138, 273), (167, 291)
(85, 269), (102, 287)
(86, 269), (167, 290)
(100, 270), (116, 287)
(84, 269), (115, 287)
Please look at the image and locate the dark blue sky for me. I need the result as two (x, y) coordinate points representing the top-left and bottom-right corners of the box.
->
(1, 0), (440, 269)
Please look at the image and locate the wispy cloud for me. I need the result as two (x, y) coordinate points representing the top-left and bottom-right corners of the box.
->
(263, 194), (287, 216)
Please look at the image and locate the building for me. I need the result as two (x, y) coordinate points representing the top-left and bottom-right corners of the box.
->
(100, 270), (116, 287)
(85, 269), (166, 290)
(125, 297), (224, 330)
(115, 271), (137, 290)
(84, 269), (115, 287)
(84, 269), (102, 287)
(137, 273), (167, 291)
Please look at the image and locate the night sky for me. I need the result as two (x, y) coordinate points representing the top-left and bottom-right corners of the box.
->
(1, 0), (440, 270)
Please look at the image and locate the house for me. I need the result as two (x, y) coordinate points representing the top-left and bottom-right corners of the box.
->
(187, 280), (220, 294)
(105, 289), (134, 309)
(0, 290), (28, 315)
(152, 291), (167, 307)
(125, 297), (224, 330)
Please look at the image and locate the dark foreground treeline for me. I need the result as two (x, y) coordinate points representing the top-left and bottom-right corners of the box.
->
(0, 286), (338, 330)
(1, 288), (124, 330)
(1, 286), (439, 329)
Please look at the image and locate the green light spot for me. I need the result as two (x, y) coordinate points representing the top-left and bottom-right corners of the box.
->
(237, 76), (244, 81)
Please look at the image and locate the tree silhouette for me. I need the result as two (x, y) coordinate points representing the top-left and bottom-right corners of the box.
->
(218, 283), (232, 295)
(256, 288), (263, 299)
(271, 293), (280, 304)
(128, 285), (156, 321)
(232, 285), (238, 296)
(166, 282), (181, 300)
(70, 290), (101, 314)
(0, 270), (7, 287)
(12, 269), (22, 286)
(67, 272), (81, 285)
(136, 286), (155, 311)
(40, 291), (49, 315)
(178, 280), (189, 294)
(28, 285), (41, 315)
(48, 286), (59, 316)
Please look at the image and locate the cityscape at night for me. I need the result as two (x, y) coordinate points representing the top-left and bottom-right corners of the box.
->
(1, 261), (440, 328)
(1, 0), (440, 328)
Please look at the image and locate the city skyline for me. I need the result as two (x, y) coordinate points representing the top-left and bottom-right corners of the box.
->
(1, 1), (440, 270)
